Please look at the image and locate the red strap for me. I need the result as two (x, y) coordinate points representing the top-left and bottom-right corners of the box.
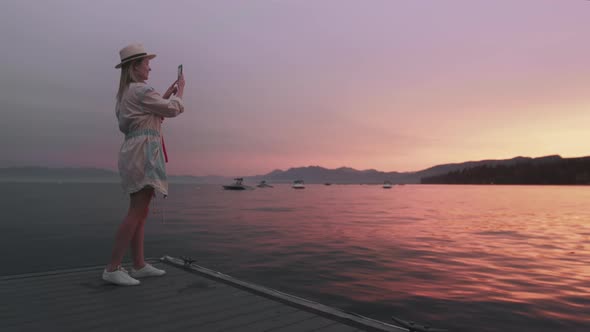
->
(161, 136), (169, 163)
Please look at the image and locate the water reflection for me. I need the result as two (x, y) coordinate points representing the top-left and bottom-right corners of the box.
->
(175, 184), (590, 331)
(2, 183), (588, 332)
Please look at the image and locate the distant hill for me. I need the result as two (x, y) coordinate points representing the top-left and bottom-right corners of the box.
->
(421, 155), (590, 185)
(0, 167), (227, 184)
(167, 174), (229, 184)
(1, 155), (586, 184)
(0, 167), (119, 182)
(245, 155), (577, 184)
(416, 155), (563, 179)
(245, 166), (403, 184)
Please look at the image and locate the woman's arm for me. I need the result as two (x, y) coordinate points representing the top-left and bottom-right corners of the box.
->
(138, 86), (184, 118)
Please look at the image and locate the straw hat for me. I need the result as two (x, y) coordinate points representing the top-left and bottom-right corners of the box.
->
(115, 43), (156, 69)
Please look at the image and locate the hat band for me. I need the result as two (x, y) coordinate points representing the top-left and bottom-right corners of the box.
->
(120, 52), (148, 63)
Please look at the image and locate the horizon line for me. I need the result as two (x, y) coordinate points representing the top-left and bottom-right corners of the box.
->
(1, 153), (586, 178)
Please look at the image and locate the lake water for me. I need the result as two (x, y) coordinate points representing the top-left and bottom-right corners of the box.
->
(1, 182), (588, 331)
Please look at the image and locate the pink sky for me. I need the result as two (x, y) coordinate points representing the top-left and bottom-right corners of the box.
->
(0, 0), (589, 176)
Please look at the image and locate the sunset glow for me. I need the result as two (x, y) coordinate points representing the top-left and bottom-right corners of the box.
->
(1, 0), (589, 176)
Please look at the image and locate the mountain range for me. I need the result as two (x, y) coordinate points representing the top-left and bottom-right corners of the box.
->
(0, 155), (581, 184)
(243, 155), (567, 184)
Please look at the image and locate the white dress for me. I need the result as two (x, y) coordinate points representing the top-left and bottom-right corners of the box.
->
(116, 82), (184, 196)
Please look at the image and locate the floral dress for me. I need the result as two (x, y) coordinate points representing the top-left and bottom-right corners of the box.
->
(116, 82), (184, 196)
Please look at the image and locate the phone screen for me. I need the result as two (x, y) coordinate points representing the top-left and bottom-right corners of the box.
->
(178, 64), (183, 80)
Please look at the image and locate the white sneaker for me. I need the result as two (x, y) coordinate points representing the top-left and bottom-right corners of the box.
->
(129, 263), (166, 278)
(102, 266), (140, 286)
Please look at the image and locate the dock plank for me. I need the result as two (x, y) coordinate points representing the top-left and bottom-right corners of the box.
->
(164, 298), (286, 331)
(270, 315), (338, 331)
(221, 307), (318, 332)
(9, 284), (247, 330)
(1, 273), (233, 321)
(1, 256), (406, 332)
(7, 282), (253, 331)
(202, 303), (301, 331)
(94, 289), (273, 331)
(317, 322), (365, 331)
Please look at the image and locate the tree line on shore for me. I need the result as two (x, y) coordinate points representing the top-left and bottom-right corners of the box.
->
(420, 157), (590, 185)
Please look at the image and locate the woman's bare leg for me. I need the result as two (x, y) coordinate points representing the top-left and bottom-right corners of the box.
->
(107, 187), (154, 271)
(130, 204), (148, 269)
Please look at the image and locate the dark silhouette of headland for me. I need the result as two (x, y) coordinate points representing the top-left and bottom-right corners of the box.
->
(421, 155), (590, 185)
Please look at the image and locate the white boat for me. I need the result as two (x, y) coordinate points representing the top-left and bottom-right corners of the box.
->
(223, 178), (253, 190)
(292, 180), (305, 189)
(382, 181), (393, 189)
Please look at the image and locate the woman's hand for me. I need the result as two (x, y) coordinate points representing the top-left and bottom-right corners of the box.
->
(176, 73), (185, 99)
(162, 80), (179, 99)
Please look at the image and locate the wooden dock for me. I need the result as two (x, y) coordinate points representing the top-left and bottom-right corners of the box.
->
(1, 255), (407, 332)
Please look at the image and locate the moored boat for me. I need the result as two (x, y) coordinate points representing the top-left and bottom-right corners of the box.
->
(292, 180), (305, 189)
(223, 178), (253, 190)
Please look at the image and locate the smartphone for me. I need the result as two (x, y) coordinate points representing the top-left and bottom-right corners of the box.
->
(177, 64), (183, 80)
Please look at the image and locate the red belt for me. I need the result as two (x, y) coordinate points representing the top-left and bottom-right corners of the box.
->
(160, 117), (169, 163)
(162, 136), (169, 163)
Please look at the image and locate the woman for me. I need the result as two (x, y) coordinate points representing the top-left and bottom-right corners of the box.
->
(103, 43), (185, 286)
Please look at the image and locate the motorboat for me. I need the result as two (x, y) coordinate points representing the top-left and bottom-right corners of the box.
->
(256, 180), (274, 188)
(292, 179), (305, 189)
(383, 180), (393, 189)
(223, 178), (253, 190)
(324, 182), (332, 186)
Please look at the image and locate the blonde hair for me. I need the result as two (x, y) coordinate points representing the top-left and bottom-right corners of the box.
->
(116, 58), (144, 103)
